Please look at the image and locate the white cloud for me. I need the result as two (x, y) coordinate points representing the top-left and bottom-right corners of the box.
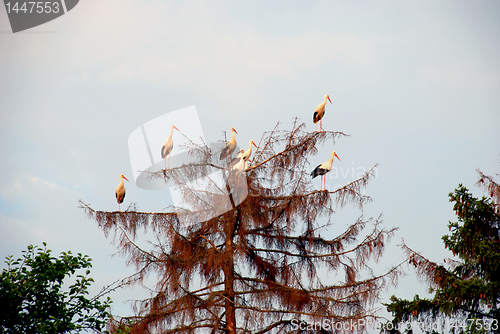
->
(27, 175), (60, 188)
(1, 174), (64, 199)
(0, 180), (23, 199)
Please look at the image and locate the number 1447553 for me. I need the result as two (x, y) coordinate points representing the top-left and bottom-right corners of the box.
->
(5, 2), (61, 14)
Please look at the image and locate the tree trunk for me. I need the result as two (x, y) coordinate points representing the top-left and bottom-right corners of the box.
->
(224, 216), (236, 333)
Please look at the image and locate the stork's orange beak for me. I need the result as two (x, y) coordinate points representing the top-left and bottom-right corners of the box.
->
(252, 141), (258, 147)
(233, 128), (238, 134)
(173, 126), (180, 131)
(327, 96), (332, 104)
(123, 176), (129, 182)
(334, 152), (340, 161)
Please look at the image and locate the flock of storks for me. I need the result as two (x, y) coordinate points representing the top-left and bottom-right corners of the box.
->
(115, 94), (340, 211)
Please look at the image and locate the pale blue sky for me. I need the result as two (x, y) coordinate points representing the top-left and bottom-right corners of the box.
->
(1, 0), (499, 325)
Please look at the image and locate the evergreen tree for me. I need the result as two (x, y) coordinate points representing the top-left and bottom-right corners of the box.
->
(385, 170), (500, 334)
(81, 120), (401, 333)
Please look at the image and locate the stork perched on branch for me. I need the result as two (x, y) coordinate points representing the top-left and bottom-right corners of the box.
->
(310, 151), (341, 190)
(115, 174), (129, 211)
(313, 94), (332, 132)
(220, 127), (238, 161)
(229, 149), (246, 175)
(161, 125), (180, 169)
(236, 140), (257, 161)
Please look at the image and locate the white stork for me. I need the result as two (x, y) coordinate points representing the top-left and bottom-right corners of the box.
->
(115, 174), (129, 211)
(236, 140), (257, 161)
(220, 127), (238, 161)
(229, 149), (246, 174)
(161, 125), (180, 169)
(310, 151), (341, 190)
(313, 94), (332, 132)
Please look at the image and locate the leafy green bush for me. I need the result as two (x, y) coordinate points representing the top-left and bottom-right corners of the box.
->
(0, 243), (111, 334)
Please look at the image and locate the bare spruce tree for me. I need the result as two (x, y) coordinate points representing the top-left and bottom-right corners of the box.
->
(80, 120), (401, 333)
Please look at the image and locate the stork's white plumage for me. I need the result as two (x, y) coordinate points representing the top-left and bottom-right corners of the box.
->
(115, 174), (129, 211)
(220, 127), (238, 161)
(310, 151), (341, 190)
(242, 140), (257, 161)
(161, 125), (179, 169)
(313, 94), (332, 132)
(229, 149), (246, 174)
(230, 140), (255, 167)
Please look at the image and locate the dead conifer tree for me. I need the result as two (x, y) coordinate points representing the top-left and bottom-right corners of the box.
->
(80, 119), (402, 333)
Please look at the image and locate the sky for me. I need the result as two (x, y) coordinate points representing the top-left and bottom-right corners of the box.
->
(1, 0), (500, 328)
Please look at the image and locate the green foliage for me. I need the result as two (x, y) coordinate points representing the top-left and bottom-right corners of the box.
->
(385, 184), (500, 333)
(0, 243), (112, 334)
